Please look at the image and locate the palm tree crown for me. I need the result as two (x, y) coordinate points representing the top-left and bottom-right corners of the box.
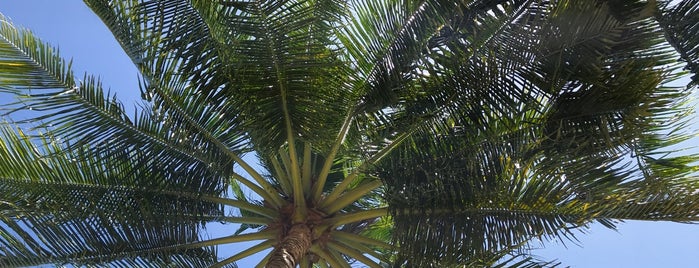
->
(1, 0), (699, 267)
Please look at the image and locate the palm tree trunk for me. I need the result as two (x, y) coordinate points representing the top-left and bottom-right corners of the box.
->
(266, 224), (312, 268)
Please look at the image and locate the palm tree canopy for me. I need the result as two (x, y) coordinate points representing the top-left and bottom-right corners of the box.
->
(1, 0), (698, 267)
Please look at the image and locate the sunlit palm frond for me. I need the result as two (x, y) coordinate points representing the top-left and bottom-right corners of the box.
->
(0, 124), (238, 267)
(0, 13), (236, 194)
(84, 0), (222, 91)
(86, 0), (250, 161)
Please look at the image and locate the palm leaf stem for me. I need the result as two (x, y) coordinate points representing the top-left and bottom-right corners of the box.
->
(255, 250), (274, 268)
(278, 147), (296, 196)
(24, 92), (228, 189)
(232, 153), (287, 209)
(231, 173), (278, 206)
(322, 180), (384, 214)
(5, 88), (222, 182)
(322, 60), (522, 209)
(144, 80), (286, 208)
(185, 231), (276, 251)
(204, 197), (275, 219)
(276, 145), (310, 220)
(311, 245), (349, 268)
(332, 231), (393, 249)
(321, 0), (541, 208)
(319, 0), (439, 208)
(312, 107), (355, 201)
(285, 132), (306, 223)
(218, 216), (271, 225)
(0, 17), (247, 200)
(394, 207), (576, 218)
(327, 240), (382, 268)
(248, 1), (307, 222)
(270, 155), (293, 196)
(326, 207), (388, 227)
(318, 260), (330, 268)
(211, 239), (275, 268)
(30, 212), (269, 225)
(320, 130), (413, 208)
(0, 243), (215, 268)
(327, 247), (351, 268)
(302, 142), (313, 195)
(333, 235), (391, 264)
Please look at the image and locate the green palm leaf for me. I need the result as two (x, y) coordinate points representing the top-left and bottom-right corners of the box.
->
(657, 0), (699, 86)
(0, 124), (236, 267)
(1, 0), (698, 267)
(373, 0), (699, 265)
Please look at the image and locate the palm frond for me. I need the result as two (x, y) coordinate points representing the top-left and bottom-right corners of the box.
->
(376, 0), (699, 265)
(0, 124), (238, 267)
(216, 0), (353, 154)
(491, 254), (561, 268)
(657, 0), (699, 86)
(86, 0), (252, 170)
(89, 0), (353, 155)
(341, 0), (530, 112)
(1, 0), (698, 267)
(384, 147), (580, 266)
(1, 12), (242, 194)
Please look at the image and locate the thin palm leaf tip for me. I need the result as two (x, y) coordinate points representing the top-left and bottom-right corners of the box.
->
(0, 0), (698, 267)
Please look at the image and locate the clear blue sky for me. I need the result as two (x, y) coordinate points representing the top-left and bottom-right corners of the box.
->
(1, 1), (698, 267)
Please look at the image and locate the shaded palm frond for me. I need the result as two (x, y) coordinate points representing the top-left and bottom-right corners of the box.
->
(657, 0), (699, 86)
(375, 0), (699, 265)
(214, 0), (354, 155)
(342, 0), (533, 114)
(88, 0), (354, 158)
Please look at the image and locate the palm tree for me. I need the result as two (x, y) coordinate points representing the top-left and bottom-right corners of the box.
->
(1, 0), (698, 267)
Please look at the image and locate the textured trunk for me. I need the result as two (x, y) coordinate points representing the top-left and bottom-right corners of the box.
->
(266, 224), (313, 268)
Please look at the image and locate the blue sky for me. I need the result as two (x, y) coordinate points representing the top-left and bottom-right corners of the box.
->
(1, 1), (698, 267)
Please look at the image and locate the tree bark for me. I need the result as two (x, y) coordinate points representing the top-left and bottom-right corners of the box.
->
(266, 224), (312, 268)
